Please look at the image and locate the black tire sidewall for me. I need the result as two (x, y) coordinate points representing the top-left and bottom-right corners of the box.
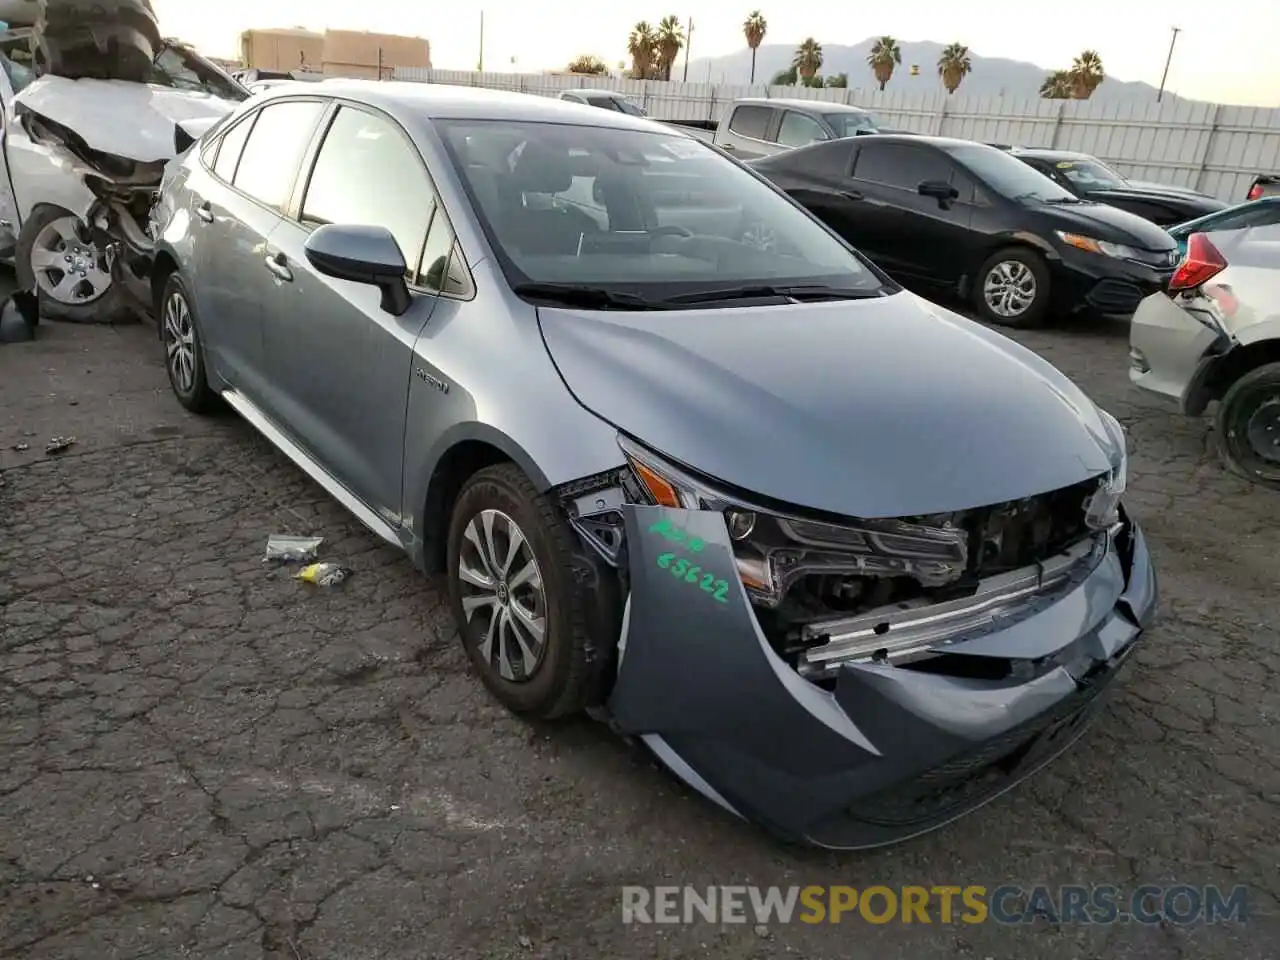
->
(160, 273), (212, 412)
(445, 466), (580, 716)
(1215, 363), (1280, 487)
(973, 248), (1051, 328)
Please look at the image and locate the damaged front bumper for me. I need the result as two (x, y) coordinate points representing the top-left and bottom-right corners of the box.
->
(607, 502), (1156, 849)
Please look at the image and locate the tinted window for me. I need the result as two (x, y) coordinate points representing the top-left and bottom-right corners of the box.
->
(776, 111), (828, 148)
(947, 144), (1077, 202)
(853, 144), (952, 189)
(786, 140), (855, 178)
(438, 119), (889, 297)
(233, 100), (326, 208)
(587, 96), (620, 111)
(301, 107), (435, 280)
(212, 114), (255, 182)
(728, 105), (771, 140)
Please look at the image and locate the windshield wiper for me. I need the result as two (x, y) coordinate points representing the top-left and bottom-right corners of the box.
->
(662, 284), (885, 306)
(511, 282), (661, 310)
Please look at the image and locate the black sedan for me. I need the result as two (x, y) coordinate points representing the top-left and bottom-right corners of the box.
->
(1004, 147), (1226, 226)
(750, 135), (1180, 328)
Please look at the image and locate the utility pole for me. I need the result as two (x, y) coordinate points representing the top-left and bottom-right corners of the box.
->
(477, 11), (485, 72)
(377, 47), (383, 80)
(1157, 26), (1180, 103)
(682, 17), (693, 81)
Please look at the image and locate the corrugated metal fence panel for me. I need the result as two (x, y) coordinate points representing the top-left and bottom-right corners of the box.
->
(391, 69), (1280, 202)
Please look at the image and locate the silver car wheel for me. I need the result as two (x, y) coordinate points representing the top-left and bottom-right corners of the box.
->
(983, 260), (1037, 318)
(163, 290), (196, 394)
(457, 508), (547, 683)
(30, 216), (112, 305)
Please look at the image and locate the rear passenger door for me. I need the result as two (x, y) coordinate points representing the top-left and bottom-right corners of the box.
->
(717, 104), (776, 159)
(264, 103), (468, 521)
(186, 98), (327, 403)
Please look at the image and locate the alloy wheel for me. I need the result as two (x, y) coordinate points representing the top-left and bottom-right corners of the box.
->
(163, 290), (196, 394)
(983, 260), (1037, 318)
(457, 509), (548, 682)
(30, 216), (112, 305)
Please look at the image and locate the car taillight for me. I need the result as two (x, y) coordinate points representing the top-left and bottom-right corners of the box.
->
(1247, 183), (1263, 201)
(1168, 232), (1227, 292)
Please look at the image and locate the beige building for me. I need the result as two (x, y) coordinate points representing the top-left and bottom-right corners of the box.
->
(239, 27), (430, 78)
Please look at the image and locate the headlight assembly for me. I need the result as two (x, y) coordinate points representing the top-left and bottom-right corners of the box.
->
(1083, 409), (1128, 531)
(1056, 231), (1139, 261)
(618, 435), (970, 607)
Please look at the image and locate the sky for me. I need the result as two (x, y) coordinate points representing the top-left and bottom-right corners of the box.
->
(153, 0), (1279, 107)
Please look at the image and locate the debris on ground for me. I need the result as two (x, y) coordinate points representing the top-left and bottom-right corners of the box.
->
(295, 562), (348, 586)
(45, 436), (75, 454)
(12, 443), (30, 452)
(264, 534), (324, 563)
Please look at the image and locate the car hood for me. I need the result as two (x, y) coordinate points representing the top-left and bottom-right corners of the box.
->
(538, 291), (1121, 518)
(1039, 199), (1178, 249)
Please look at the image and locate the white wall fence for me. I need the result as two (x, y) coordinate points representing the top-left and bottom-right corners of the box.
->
(394, 68), (1280, 204)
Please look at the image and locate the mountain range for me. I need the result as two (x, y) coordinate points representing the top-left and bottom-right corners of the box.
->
(681, 39), (1187, 104)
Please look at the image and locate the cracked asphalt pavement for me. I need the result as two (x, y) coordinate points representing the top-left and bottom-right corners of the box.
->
(2, 283), (1278, 958)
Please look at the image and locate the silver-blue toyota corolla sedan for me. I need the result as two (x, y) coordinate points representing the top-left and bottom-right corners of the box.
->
(150, 80), (1157, 849)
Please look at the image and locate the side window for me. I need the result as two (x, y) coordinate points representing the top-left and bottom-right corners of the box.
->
(775, 111), (828, 149)
(786, 140), (855, 178)
(852, 144), (952, 190)
(587, 96), (620, 110)
(233, 99), (326, 209)
(727, 105), (771, 140)
(418, 218), (471, 297)
(300, 106), (436, 281)
(211, 114), (255, 182)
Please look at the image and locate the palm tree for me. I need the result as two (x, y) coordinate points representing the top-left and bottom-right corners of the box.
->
(824, 72), (848, 88)
(792, 38), (823, 82)
(627, 21), (658, 79)
(1039, 69), (1072, 99)
(868, 35), (902, 91)
(743, 11), (767, 84)
(1069, 49), (1105, 99)
(937, 42), (972, 95)
(656, 15), (685, 81)
(770, 66), (797, 86)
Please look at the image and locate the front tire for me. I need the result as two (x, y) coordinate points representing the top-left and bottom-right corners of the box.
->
(972, 246), (1052, 328)
(16, 205), (131, 324)
(159, 274), (217, 414)
(1215, 362), (1280, 489)
(446, 464), (594, 719)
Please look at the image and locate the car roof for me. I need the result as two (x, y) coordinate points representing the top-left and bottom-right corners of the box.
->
(730, 97), (870, 115)
(1009, 148), (1095, 161)
(565, 88), (628, 97)
(844, 133), (990, 151)
(256, 79), (660, 130)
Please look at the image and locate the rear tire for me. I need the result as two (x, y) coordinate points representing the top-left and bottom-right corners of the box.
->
(1215, 362), (1280, 489)
(446, 464), (594, 719)
(972, 246), (1052, 328)
(159, 274), (218, 415)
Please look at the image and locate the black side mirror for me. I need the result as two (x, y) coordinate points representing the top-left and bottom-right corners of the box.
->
(304, 224), (411, 315)
(918, 180), (959, 205)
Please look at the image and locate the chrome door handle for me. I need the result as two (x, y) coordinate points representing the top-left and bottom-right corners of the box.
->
(195, 202), (214, 223)
(264, 253), (293, 282)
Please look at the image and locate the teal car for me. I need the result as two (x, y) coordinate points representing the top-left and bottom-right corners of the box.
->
(1169, 196), (1280, 256)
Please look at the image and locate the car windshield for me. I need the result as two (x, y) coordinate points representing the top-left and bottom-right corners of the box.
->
(1052, 157), (1127, 189)
(438, 119), (890, 299)
(949, 144), (1078, 202)
(822, 112), (878, 137)
(149, 44), (249, 101)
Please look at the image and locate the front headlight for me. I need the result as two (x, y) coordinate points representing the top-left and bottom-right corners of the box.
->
(618, 435), (969, 606)
(1084, 409), (1128, 530)
(1056, 231), (1139, 260)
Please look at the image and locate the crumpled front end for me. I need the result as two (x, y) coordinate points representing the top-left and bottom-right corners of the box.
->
(7, 75), (233, 311)
(562, 439), (1156, 848)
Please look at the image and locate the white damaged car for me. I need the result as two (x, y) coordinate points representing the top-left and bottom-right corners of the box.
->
(0, 5), (245, 321)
